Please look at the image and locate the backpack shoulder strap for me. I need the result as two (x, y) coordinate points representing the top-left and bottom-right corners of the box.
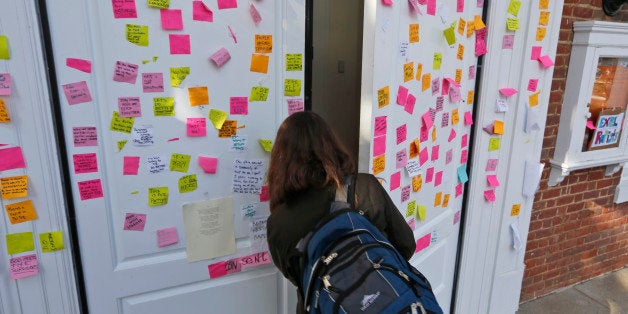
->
(331, 174), (356, 213)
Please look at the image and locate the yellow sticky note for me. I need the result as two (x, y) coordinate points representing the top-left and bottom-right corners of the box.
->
(148, 186), (169, 207)
(0, 99), (10, 122)
(110, 111), (135, 133)
(466, 20), (475, 37)
(117, 140), (128, 151)
(417, 204), (427, 221)
(6, 232), (34, 254)
(467, 90), (475, 105)
(259, 139), (273, 152)
(148, 0), (169, 8)
(284, 79), (302, 96)
(1, 175), (28, 200)
(409, 24), (420, 43)
(511, 204), (521, 216)
(539, 0), (549, 10)
(412, 175), (422, 192)
(452, 109), (460, 125)
(433, 53), (442, 70)
(373, 154), (385, 175)
(507, 0), (522, 16)
(39, 231), (64, 252)
(170, 67), (190, 87)
(529, 91), (540, 107)
(404, 62), (414, 82)
(0, 35), (10, 60)
(218, 120), (237, 138)
(444, 22), (456, 46)
(415, 63), (423, 81)
(250, 86), (269, 101)
(431, 127), (437, 142)
(126, 24), (149, 46)
(455, 68), (463, 84)
(255, 34), (273, 53)
(406, 200), (416, 217)
(457, 44), (465, 60)
(494, 120), (505, 135)
(507, 18), (520, 31)
(421, 74), (431, 92)
(457, 18), (466, 36)
(131, 190), (139, 194)
(286, 53), (303, 71)
(442, 194), (450, 208)
(539, 12), (550, 26)
(536, 27), (547, 41)
(434, 192), (442, 207)
(474, 15), (486, 30)
(170, 153), (191, 172)
(489, 137), (501, 151)
(5, 200), (37, 224)
(250, 54), (270, 73)
(209, 109), (228, 129)
(188, 86), (209, 106)
(377, 86), (390, 108)
(153, 56), (159, 62)
(142, 60), (151, 64)
(153, 97), (175, 116)
(178, 174), (198, 193)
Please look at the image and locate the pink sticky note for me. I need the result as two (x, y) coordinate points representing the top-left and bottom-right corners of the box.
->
(527, 79), (539, 92)
(431, 77), (440, 96)
(431, 145), (439, 161)
(230, 97), (249, 115)
(396, 149), (408, 169)
(228, 25), (238, 43)
(157, 227), (179, 247)
(460, 149), (468, 163)
(0, 73), (11, 96)
(502, 34), (514, 49)
(464, 111), (473, 126)
(217, 0), (237, 10)
(373, 135), (386, 157)
(123, 156), (140, 175)
(66, 58), (92, 73)
(426, 167), (434, 183)
(446, 149), (453, 164)
(586, 120), (596, 130)
(468, 65), (476, 80)
(397, 86), (408, 105)
(62, 81), (92, 105)
(453, 210), (461, 224)
(486, 158), (499, 171)
(10, 254), (38, 280)
(124, 213), (147, 231)
(239, 252), (272, 268)
(484, 189), (496, 202)
(415, 233), (432, 253)
(161, 9), (183, 30)
(111, 0), (138, 18)
(422, 111), (433, 129)
(405, 94), (416, 114)
(448, 129), (457, 142)
(407, 217), (416, 231)
(373, 117), (387, 138)
(260, 185), (270, 202)
(419, 147), (429, 165)
(208, 259), (241, 278)
(426, 0), (436, 15)
(287, 99), (304, 115)
(420, 126), (429, 142)
(169, 34), (191, 54)
(455, 183), (463, 197)
(538, 55), (555, 68)
(73, 126), (98, 147)
(531, 46), (542, 60)
(210, 47), (231, 67)
(142, 73), (164, 93)
(461, 134), (468, 147)
(113, 61), (139, 84)
(383, 0), (393, 6)
(457, 0), (464, 11)
(118, 97), (142, 117)
(396, 124), (407, 144)
(0, 146), (26, 171)
(487, 175), (500, 187)
(198, 156), (218, 174)
(77, 179), (104, 201)
(499, 88), (518, 97)
(250, 3), (262, 25)
(73, 153), (98, 174)
(193, 1), (213, 21)
(187, 118), (207, 137)
(401, 185), (411, 202)
(449, 85), (462, 102)
(435, 171), (443, 187)
(477, 0), (484, 7)
(390, 171), (401, 190)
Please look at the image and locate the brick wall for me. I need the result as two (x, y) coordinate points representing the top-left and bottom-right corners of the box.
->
(520, 1), (628, 301)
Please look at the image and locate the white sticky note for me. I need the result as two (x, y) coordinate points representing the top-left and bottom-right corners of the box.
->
(523, 161), (544, 197)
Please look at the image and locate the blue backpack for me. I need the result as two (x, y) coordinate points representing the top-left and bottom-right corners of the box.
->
(296, 176), (443, 314)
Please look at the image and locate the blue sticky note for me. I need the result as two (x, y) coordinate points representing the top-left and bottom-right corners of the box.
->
(457, 165), (468, 184)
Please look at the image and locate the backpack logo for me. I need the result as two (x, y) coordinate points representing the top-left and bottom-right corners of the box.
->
(360, 291), (381, 311)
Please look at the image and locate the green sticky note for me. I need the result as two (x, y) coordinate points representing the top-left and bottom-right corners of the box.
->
(170, 67), (190, 87)
(0, 35), (10, 60)
(259, 139), (273, 152)
(153, 97), (175, 116)
(433, 53), (443, 70)
(249, 86), (269, 102)
(209, 109), (228, 129)
(417, 205), (427, 221)
(39, 231), (64, 252)
(286, 53), (303, 71)
(284, 79), (302, 96)
(170, 153), (191, 172)
(110, 111), (135, 133)
(148, 186), (169, 206)
(489, 137), (501, 151)
(406, 200), (416, 217)
(148, 0), (169, 8)
(142, 60), (151, 64)
(6, 232), (34, 255)
(126, 24), (149, 46)
(507, 0), (521, 16)
(117, 140), (128, 151)
(444, 22), (457, 46)
(178, 174), (198, 193)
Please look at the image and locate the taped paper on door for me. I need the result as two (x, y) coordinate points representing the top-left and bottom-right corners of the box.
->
(510, 221), (523, 252)
(523, 161), (544, 197)
(183, 197), (236, 262)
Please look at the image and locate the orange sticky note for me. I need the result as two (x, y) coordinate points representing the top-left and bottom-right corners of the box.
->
(529, 91), (540, 107)
(404, 62), (414, 82)
(431, 127), (437, 142)
(0, 99), (9, 122)
(452, 109), (460, 125)
(539, 11), (550, 26)
(218, 120), (237, 138)
(466, 20), (475, 37)
(511, 204), (521, 216)
(409, 139), (420, 158)
(536, 27), (546, 41)
(412, 175), (422, 192)
(539, 0), (549, 10)
(373, 154), (385, 175)
(434, 191), (442, 207)
(467, 90), (474, 105)
(415, 63), (423, 81)
(1, 175), (28, 199)
(455, 68), (463, 84)
(494, 120), (504, 135)
(421, 73), (431, 92)
(442, 194), (450, 208)
(250, 54), (269, 73)
(254, 34), (273, 53)
(457, 44), (465, 60)
(188, 86), (209, 106)
(5, 200), (38, 224)
(457, 18), (466, 35)
(409, 24), (419, 43)
(377, 86), (390, 108)
(474, 15), (486, 29)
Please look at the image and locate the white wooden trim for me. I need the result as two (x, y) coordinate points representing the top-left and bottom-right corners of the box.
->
(358, 0), (377, 173)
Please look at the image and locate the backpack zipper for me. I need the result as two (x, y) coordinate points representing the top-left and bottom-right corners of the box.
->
(411, 302), (427, 314)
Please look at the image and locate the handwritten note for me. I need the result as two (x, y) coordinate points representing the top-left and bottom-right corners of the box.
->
(255, 34), (273, 53)
(230, 97), (248, 115)
(110, 111), (135, 133)
(0, 73), (12, 96)
(170, 67), (190, 87)
(73, 126), (98, 146)
(179, 174), (198, 193)
(186, 118), (206, 137)
(148, 186), (169, 206)
(78, 179), (104, 201)
(373, 154), (385, 175)
(148, 0), (169, 8)
(378, 86), (390, 108)
(112, 0), (137, 18)
(62, 81), (92, 105)
(124, 213), (147, 231)
(39, 231), (64, 252)
(0, 99), (10, 122)
(286, 53), (303, 71)
(218, 120), (237, 138)
(233, 159), (265, 194)
(113, 61), (139, 84)
(170, 153), (191, 172)
(73, 153), (98, 174)
(147, 155), (166, 174)
(250, 3), (262, 25)
(157, 227), (179, 247)
(132, 125), (154, 146)
(5, 200), (37, 224)
(153, 97), (175, 116)
(250, 86), (269, 102)
(141, 73), (164, 93)
(0, 146), (26, 171)
(284, 79), (302, 96)
(1, 175), (28, 199)
(10, 254), (38, 280)
(287, 98), (304, 115)
(126, 24), (149, 46)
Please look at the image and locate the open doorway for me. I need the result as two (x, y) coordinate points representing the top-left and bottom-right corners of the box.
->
(307, 0), (364, 168)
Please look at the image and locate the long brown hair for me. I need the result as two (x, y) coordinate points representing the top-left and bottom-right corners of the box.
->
(267, 111), (355, 211)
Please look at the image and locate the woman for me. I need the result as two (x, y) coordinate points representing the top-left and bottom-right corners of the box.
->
(266, 111), (416, 312)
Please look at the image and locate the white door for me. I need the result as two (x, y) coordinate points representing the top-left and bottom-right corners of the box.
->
(360, 1), (485, 312)
(44, 0), (304, 313)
